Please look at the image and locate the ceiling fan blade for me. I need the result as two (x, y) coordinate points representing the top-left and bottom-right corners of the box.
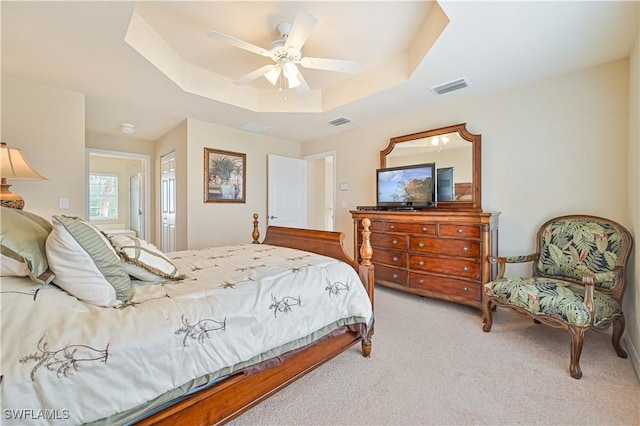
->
(300, 57), (359, 74)
(208, 31), (272, 58)
(233, 65), (275, 85)
(284, 10), (318, 52)
(295, 70), (312, 96)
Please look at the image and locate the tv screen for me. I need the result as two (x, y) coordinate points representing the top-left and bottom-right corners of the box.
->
(377, 162), (437, 208)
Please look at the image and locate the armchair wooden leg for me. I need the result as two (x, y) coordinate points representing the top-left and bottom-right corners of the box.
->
(612, 314), (628, 359)
(482, 297), (493, 332)
(568, 325), (585, 379)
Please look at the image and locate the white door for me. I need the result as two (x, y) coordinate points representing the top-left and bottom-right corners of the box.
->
(161, 151), (176, 253)
(129, 173), (144, 239)
(267, 154), (307, 228)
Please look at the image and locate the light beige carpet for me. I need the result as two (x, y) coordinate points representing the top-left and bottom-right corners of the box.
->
(231, 286), (640, 425)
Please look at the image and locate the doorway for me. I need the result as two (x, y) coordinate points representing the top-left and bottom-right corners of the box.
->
(86, 149), (150, 240)
(304, 151), (335, 231)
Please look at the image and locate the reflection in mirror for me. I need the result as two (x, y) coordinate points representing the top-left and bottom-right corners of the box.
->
(386, 131), (473, 201)
(381, 123), (481, 210)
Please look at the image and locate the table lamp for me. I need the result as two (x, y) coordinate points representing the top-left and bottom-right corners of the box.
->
(0, 142), (47, 210)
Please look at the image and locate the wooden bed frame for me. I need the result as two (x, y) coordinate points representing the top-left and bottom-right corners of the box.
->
(136, 214), (374, 426)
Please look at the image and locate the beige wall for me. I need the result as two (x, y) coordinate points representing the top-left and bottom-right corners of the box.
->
(1, 77), (85, 220)
(625, 30), (639, 379)
(182, 119), (299, 249)
(304, 59), (630, 256)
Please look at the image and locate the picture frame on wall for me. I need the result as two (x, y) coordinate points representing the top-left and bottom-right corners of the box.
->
(204, 148), (246, 203)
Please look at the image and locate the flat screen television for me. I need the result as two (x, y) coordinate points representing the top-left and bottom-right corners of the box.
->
(376, 162), (437, 209)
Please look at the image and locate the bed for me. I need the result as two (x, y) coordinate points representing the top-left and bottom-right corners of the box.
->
(0, 209), (374, 425)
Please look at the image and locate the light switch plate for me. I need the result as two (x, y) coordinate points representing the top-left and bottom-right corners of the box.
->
(59, 198), (69, 209)
(339, 183), (348, 191)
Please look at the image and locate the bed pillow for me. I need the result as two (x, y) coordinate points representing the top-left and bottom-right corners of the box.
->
(0, 206), (55, 284)
(46, 215), (131, 307)
(109, 234), (186, 282)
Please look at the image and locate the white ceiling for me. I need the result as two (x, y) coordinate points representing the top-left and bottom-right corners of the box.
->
(2, 1), (638, 144)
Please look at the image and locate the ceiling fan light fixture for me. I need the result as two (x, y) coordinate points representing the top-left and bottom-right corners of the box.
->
(264, 66), (281, 85)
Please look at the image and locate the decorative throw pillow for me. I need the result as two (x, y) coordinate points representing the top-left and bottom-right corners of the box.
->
(0, 206), (54, 284)
(46, 215), (131, 307)
(109, 234), (186, 282)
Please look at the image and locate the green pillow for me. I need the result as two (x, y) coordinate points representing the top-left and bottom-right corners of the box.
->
(0, 207), (54, 284)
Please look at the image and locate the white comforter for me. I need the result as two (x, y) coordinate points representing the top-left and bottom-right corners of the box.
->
(0, 244), (373, 425)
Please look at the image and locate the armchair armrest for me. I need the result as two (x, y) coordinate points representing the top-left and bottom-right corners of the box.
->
(488, 253), (539, 279)
(581, 267), (623, 326)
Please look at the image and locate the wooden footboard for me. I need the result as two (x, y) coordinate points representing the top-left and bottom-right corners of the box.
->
(137, 215), (374, 426)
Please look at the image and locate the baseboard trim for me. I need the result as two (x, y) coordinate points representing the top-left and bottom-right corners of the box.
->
(623, 336), (640, 382)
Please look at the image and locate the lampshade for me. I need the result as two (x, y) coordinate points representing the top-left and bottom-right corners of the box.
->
(0, 142), (47, 210)
(264, 65), (281, 86)
(282, 61), (301, 89)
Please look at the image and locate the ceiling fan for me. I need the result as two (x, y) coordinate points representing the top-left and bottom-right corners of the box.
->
(207, 10), (359, 95)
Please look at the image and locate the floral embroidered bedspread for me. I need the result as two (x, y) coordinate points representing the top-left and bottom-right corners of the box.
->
(0, 244), (373, 425)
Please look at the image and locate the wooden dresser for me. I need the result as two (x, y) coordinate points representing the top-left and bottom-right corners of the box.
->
(351, 210), (499, 309)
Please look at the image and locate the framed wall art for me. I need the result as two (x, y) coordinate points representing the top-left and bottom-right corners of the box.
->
(204, 148), (246, 203)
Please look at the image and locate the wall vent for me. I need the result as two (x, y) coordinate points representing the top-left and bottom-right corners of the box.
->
(430, 77), (470, 96)
(328, 117), (352, 126)
(240, 122), (270, 133)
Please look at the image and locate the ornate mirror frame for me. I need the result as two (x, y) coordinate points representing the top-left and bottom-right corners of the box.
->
(380, 123), (481, 211)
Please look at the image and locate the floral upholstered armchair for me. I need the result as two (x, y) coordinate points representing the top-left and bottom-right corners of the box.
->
(482, 215), (633, 379)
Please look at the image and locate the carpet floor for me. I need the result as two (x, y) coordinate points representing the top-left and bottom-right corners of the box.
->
(231, 286), (640, 425)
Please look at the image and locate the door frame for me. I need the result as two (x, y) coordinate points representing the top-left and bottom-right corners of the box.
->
(302, 150), (336, 231)
(85, 148), (151, 240)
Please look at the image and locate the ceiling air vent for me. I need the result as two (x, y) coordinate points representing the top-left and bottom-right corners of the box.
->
(430, 77), (470, 96)
(328, 117), (352, 127)
(240, 122), (270, 133)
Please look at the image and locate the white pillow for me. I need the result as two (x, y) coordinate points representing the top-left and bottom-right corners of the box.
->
(46, 215), (131, 307)
(109, 234), (186, 282)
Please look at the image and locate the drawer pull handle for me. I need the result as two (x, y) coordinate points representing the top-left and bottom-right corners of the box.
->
(422, 226), (428, 232)
(462, 266), (470, 272)
(418, 278), (425, 284)
(393, 256), (399, 262)
(392, 239), (398, 245)
(419, 260), (425, 266)
(390, 225), (395, 230)
(418, 242), (425, 248)
(392, 273), (399, 279)
(463, 246), (469, 252)
(457, 228), (464, 233)
(463, 286), (469, 292)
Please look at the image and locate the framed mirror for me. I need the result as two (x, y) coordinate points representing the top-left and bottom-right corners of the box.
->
(380, 123), (481, 211)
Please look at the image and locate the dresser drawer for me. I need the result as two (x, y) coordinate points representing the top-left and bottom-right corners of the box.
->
(409, 272), (482, 301)
(438, 224), (481, 239)
(370, 232), (406, 250)
(409, 237), (480, 258)
(409, 255), (481, 280)
(385, 222), (436, 235)
(374, 263), (408, 286)
(372, 249), (407, 267)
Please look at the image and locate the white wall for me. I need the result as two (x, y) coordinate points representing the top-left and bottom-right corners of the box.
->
(1, 77), (85, 220)
(184, 119), (300, 248)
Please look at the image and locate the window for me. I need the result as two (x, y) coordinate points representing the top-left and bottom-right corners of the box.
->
(89, 174), (118, 220)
